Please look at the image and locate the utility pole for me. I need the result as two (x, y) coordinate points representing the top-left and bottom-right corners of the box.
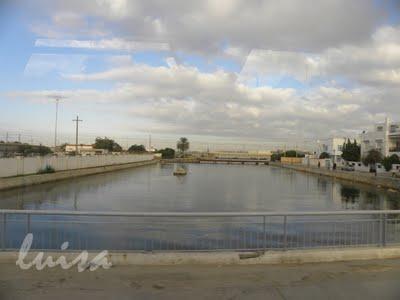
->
(149, 134), (152, 151)
(54, 98), (59, 150)
(72, 116), (83, 154)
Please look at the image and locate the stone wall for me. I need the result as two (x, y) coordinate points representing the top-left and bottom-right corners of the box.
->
(0, 159), (158, 191)
(0, 154), (154, 178)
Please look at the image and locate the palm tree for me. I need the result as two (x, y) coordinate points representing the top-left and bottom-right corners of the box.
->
(177, 137), (189, 157)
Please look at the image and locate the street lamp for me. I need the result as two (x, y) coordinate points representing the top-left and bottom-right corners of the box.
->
(48, 95), (66, 152)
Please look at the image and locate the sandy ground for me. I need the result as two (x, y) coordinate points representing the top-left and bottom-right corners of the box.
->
(1, 259), (400, 299)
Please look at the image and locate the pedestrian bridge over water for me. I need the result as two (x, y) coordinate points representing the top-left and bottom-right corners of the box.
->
(199, 158), (270, 165)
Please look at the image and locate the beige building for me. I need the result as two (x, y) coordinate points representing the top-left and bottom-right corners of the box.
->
(212, 150), (271, 159)
(65, 144), (107, 155)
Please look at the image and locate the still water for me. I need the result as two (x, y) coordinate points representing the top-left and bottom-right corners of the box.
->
(0, 163), (399, 212)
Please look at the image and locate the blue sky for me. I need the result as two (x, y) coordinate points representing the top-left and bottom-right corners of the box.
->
(0, 0), (399, 150)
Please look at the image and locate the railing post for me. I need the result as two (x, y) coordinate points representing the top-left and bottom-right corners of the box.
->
(1, 213), (6, 251)
(379, 213), (386, 247)
(283, 215), (287, 250)
(26, 214), (31, 234)
(263, 216), (266, 251)
(381, 213), (387, 247)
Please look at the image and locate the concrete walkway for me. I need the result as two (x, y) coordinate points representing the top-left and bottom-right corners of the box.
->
(272, 162), (400, 191)
(1, 259), (400, 299)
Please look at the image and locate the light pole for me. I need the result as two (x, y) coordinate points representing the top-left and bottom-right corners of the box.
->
(54, 98), (59, 150)
(72, 116), (83, 154)
(48, 95), (66, 152)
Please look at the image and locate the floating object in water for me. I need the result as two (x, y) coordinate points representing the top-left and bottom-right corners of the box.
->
(173, 167), (187, 176)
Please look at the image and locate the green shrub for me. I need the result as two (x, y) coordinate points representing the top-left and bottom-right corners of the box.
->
(382, 154), (400, 172)
(156, 148), (175, 159)
(37, 165), (55, 174)
(319, 152), (331, 159)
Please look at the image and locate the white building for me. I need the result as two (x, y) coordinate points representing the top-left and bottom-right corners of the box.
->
(317, 137), (347, 163)
(360, 118), (400, 158)
(65, 144), (107, 155)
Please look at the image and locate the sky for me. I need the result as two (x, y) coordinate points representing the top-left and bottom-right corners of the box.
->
(0, 0), (400, 150)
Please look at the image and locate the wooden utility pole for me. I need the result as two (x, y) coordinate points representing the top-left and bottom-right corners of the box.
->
(72, 116), (83, 154)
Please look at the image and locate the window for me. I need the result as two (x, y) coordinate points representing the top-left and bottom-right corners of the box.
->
(377, 126), (383, 132)
(376, 139), (383, 149)
(390, 125), (399, 133)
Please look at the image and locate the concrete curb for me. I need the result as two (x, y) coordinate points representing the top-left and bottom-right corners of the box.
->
(270, 162), (400, 191)
(2, 247), (400, 266)
(0, 159), (159, 191)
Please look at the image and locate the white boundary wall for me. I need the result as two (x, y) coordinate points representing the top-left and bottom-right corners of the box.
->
(0, 154), (154, 178)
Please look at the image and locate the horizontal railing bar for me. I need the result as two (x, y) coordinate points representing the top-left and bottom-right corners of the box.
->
(0, 209), (399, 217)
(3, 219), (382, 225)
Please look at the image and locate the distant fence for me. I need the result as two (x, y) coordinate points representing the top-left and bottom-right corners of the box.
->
(1, 210), (400, 252)
(0, 154), (155, 178)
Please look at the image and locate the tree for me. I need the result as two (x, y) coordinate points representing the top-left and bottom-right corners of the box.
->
(391, 154), (400, 164)
(319, 152), (331, 159)
(128, 144), (146, 153)
(382, 154), (400, 171)
(94, 137), (122, 152)
(17, 144), (52, 156)
(156, 148), (175, 159)
(37, 145), (52, 156)
(59, 143), (67, 151)
(362, 149), (383, 166)
(282, 150), (305, 158)
(177, 137), (189, 156)
(271, 152), (283, 162)
(341, 139), (361, 162)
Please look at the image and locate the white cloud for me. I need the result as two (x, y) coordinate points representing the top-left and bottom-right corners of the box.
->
(5, 0), (400, 143)
(239, 25), (400, 87)
(26, 0), (387, 53)
(9, 59), (396, 139)
(35, 38), (170, 52)
(24, 54), (87, 77)
(96, 0), (129, 19)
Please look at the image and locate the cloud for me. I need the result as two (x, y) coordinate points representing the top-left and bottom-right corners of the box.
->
(9, 58), (397, 140)
(24, 54), (87, 77)
(239, 25), (400, 87)
(35, 38), (170, 52)
(64, 59), (294, 105)
(25, 0), (389, 53)
(5, 0), (400, 144)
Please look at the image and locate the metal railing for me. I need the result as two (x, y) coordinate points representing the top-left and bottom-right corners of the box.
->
(1, 209), (400, 252)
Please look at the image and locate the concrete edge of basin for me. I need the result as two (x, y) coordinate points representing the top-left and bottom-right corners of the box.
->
(1, 247), (400, 266)
(0, 159), (159, 191)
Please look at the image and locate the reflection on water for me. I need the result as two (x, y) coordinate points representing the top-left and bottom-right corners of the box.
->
(340, 186), (361, 205)
(0, 163), (399, 212)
